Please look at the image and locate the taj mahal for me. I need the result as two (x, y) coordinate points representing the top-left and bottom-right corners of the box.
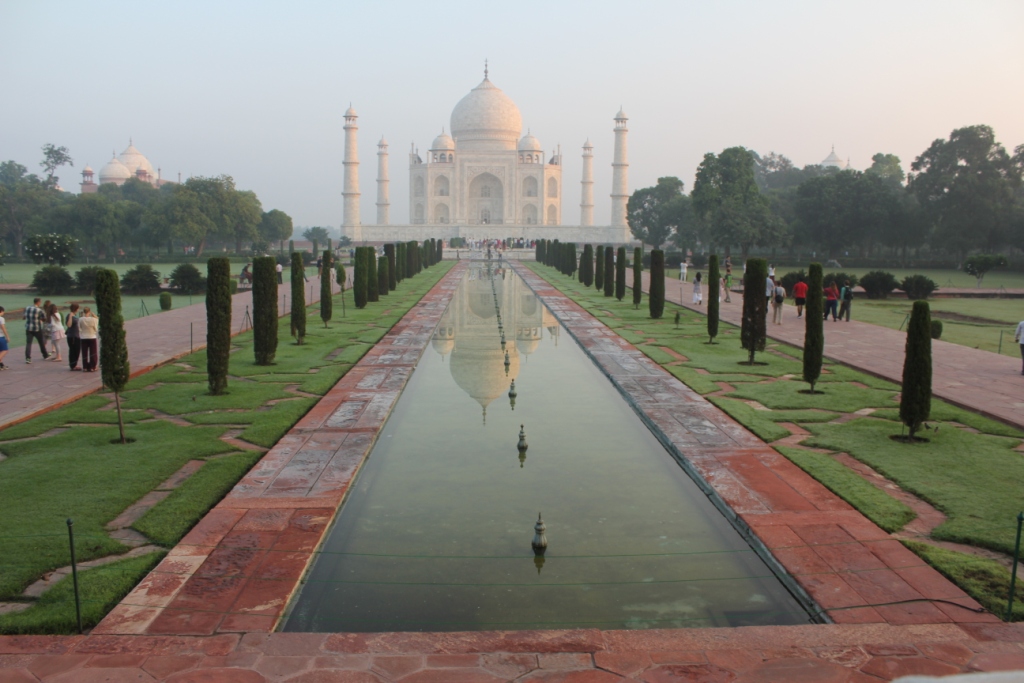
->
(341, 66), (632, 244)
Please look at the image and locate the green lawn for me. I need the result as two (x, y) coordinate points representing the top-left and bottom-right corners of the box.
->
(529, 262), (1024, 621)
(0, 261), (452, 633)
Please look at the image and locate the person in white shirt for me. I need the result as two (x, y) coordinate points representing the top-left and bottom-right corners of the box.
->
(1015, 319), (1024, 375)
(0, 306), (8, 370)
(679, 260), (688, 282)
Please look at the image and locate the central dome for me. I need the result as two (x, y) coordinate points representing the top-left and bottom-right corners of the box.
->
(450, 77), (522, 150)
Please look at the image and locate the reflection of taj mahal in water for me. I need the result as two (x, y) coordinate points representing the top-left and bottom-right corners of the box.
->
(342, 64), (632, 245)
(431, 263), (558, 422)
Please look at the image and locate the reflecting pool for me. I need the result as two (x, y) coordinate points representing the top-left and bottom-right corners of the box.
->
(284, 263), (811, 632)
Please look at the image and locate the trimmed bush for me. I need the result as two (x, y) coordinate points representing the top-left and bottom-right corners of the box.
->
(595, 246), (605, 291)
(74, 266), (103, 295)
(94, 269), (129, 443)
(615, 247), (626, 301)
(228, 279), (238, 295)
(252, 256), (278, 365)
(803, 263), (824, 391)
(741, 258), (768, 364)
(159, 292), (172, 311)
(900, 274), (938, 300)
(120, 264), (162, 295)
(384, 244), (397, 291)
(436, 239), (443, 263)
(860, 270), (899, 299)
(169, 263), (206, 294)
(367, 248), (379, 302)
(290, 251), (306, 343)
(354, 247), (368, 309)
(377, 256), (389, 297)
(707, 254), (720, 343)
(931, 320), (943, 340)
(320, 250), (333, 327)
(580, 245), (593, 286)
(633, 247), (642, 309)
(336, 260), (347, 317)
(900, 300), (932, 439)
(603, 247), (614, 297)
(30, 265), (74, 296)
(649, 249), (665, 319)
(206, 258), (231, 395)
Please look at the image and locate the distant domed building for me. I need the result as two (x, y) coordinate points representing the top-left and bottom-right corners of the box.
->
(80, 140), (174, 193)
(821, 146), (851, 170)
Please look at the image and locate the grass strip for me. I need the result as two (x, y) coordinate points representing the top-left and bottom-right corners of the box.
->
(706, 396), (790, 442)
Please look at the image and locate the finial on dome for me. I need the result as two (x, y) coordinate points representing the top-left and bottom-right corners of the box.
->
(129, 137), (133, 146)
(484, 59), (488, 79)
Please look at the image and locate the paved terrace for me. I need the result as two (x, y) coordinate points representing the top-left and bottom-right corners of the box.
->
(1, 262), (1021, 681)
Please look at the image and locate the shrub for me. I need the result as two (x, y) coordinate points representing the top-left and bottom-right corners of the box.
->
(707, 254), (720, 343)
(615, 247), (626, 301)
(860, 270), (899, 299)
(159, 292), (172, 311)
(24, 233), (77, 266)
(252, 256), (278, 365)
(741, 258), (768, 364)
(320, 250), (333, 328)
(803, 263), (824, 391)
(595, 246), (605, 291)
(74, 266), (104, 295)
(206, 258), (231, 395)
(649, 249), (665, 319)
(603, 247), (614, 297)
(121, 264), (162, 295)
(228, 279), (238, 295)
(95, 269), (129, 443)
(169, 263), (206, 294)
(931, 320), (943, 340)
(31, 265), (74, 295)
(900, 300), (932, 439)
(633, 247), (642, 309)
(290, 251), (306, 343)
(900, 274), (938, 300)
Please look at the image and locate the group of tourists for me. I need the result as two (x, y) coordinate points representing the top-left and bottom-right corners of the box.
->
(682, 256), (734, 307)
(2, 298), (100, 372)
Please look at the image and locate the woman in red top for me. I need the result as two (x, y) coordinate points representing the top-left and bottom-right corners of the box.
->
(824, 282), (839, 321)
(792, 276), (808, 318)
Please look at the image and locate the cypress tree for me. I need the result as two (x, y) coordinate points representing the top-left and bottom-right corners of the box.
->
(900, 300), (932, 440)
(320, 249), (333, 327)
(354, 247), (368, 309)
(603, 246), (614, 297)
(741, 258), (768, 364)
(290, 251), (306, 343)
(803, 263), (824, 391)
(367, 248), (379, 301)
(206, 257), (231, 395)
(377, 255), (389, 297)
(384, 244), (397, 290)
(95, 269), (130, 443)
(336, 260), (347, 317)
(595, 245), (605, 291)
(615, 246), (626, 301)
(649, 249), (665, 318)
(569, 243), (578, 277)
(436, 238), (443, 263)
(407, 240), (416, 276)
(396, 242), (405, 282)
(582, 245), (594, 286)
(633, 247), (642, 309)
(536, 240), (543, 262)
(253, 256), (278, 364)
(707, 254), (720, 343)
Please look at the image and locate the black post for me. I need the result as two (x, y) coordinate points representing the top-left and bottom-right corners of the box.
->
(1007, 511), (1023, 620)
(67, 518), (82, 634)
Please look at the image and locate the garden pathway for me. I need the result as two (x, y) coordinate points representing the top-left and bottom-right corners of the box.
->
(631, 271), (1024, 431)
(0, 276), (334, 431)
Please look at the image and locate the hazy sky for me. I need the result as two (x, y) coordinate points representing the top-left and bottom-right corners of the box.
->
(2, 1), (1022, 231)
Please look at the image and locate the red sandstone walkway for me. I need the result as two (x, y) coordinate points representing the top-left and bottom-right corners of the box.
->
(0, 277), (332, 430)
(632, 271), (1024, 431)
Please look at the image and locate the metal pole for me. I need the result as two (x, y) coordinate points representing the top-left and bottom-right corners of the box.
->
(67, 519), (82, 634)
(190, 323), (193, 352)
(998, 330), (1003, 355)
(1006, 511), (1023, 620)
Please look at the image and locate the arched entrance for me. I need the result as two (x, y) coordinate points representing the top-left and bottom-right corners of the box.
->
(469, 173), (503, 225)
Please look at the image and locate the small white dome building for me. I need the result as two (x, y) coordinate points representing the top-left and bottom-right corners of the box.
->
(97, 153), (132, 185)
(821, 146), (849, 170)
(81, 140), (173, 193)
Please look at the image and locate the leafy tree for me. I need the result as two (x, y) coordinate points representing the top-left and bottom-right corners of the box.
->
(225, 189), (263, 254)
(252, 256), (278, 364)
(259, 209), (293, 247)
(169, 263), (206, 294)
(320, 250), (333, 327)
(963, 254), (1008, 287)
(803, 263), (824, 391)
(120, 264), (162, 294)
(51, 193), (127, 258)
(290, 251), (306, 343)
(303, 226), (330, 254)
(0, 161), (58, 257)
(866, 153), (905, 187)
(31, 265), (74, 295)
(206, 258), (231, 395)
(615, 247), (626, 301)
(144, 185), (214, 255)
(354, 247), (368, 309)
(384, 243), (397, 291)
(632, 247), (642, 309)
(627, 177), (686, 247)
(649, 249), (665, 319)
(603, 247), (614, 297)
(95, 269), (129, 443)
(24, 233), (77, 266)
(595, 246), (605, 291)
(900, 300), (932, 440)
(692, 148), (774, 259)
(740, 258), (768, 364)
(707, 254), (720, 343)
(40, 143), (73, 188)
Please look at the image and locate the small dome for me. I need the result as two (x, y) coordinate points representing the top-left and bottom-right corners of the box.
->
(583, 138), (592, 149)
(345, 105), (357, 117)
(450, 77), (522, 147)
(98, 154), (132, 183)
(615, 107), (628, 120)
(378, 136), (388, 147)
(431, 130), (455, 151)
(822, 147), (845, 167)
(518, 132), (542, 152)
(83, 165), (94, 173)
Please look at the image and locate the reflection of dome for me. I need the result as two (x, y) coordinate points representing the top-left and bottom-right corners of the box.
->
(98, 154), (132, 184)
(118, 141), (155, 179)
(450, 77), (522, 147)
(450, 341), (519, 411)
(518, 132), (542, 152)
(431, 130), (455, 151)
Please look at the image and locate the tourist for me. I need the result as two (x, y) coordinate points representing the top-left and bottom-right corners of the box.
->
(66, 303), (81, 371)
(792, 276), (808, 318)
(78, 307), (99, 372)
(824, 282), (839, 321)
(276, 261), (283, 284)
(0, 306), (8, 370)
(47, 303), (65, 362)
(772, 280), (786, 325)
(765, 275), (775, 311)
(692, 272), (703, 305)
(23, 297), (49, 363)
(768, 263), (776, 279)
(720, 275), (728, 303)
(724, 267), (732, 303)
(838, 279), (853, 321)
(680, 260), (687, 282)
(1016, 318), (1024, 375)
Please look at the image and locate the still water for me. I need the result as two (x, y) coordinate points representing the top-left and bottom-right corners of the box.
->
(283, 263), (811, 632)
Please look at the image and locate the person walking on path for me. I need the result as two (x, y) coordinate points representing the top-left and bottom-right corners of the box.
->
(1016, 318), (1024, 375)
(46, 303), (65, 362)
(824, 282), (839, 321)
(23, 297), (49, 363)
(0, 306), (9, 370)
(276, 261), (284, 284)
(680, 260), (688, 282)
(78, 307), (99, 372)
(720, 275), (728, 303)
(792, 276), (808, 318)
(692, 272), (703, 305)
(66, 303), (81, 371)
(838, 279), (854, 321)
(766, 275), (775, 311)
(772, 280), (786, 325)
(768, 264), (776, 279)
(724, 267), (732, 303)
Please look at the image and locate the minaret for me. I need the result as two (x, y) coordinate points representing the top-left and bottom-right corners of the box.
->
(580, 140), (594, 226)
(376, 136), (390, 225)
(342, 105), (360, 227)
(610, 108), (629, 229)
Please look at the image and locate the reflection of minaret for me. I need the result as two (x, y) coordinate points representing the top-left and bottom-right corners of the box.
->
(343, 105), (360, 227)
(580, 140), (594, 226)
(610, 108), (629, 229)
(376, 137), (390, 225)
